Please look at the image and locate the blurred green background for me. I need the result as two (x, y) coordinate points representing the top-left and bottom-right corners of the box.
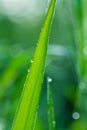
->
(0, 0), (85, 130)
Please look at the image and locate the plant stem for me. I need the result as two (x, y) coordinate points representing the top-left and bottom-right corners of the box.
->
(47, 77), (56, 130)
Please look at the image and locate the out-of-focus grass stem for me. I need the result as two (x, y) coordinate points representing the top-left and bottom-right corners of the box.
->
(47, 77), (56, 130)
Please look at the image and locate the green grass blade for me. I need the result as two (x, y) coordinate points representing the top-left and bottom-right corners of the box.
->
(0, 54), (28, 100)
(47, 77), (56, 130)
(12, 0), (56, 130)
(71, 0), (87, 129)
(77, 0), (87, 128)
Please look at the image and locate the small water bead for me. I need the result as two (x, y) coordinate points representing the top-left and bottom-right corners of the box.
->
(28, 69), (30, 73)
(30, 59), (34, 63)
(47, 77), (53, 82)
(72, 112), (80, 120)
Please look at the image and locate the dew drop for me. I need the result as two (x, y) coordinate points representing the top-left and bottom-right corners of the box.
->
(28, 69), (30, 73)
(72, 112), (80, 120)
(47, 77), (52, 82)
(30, 59), (34, 63)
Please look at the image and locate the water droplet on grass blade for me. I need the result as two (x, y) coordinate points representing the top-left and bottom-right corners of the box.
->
(28, 69), (30, 73)
(30, 59), (34, 63)
(72, 112), (80, 120)
(47, 77), (52, 82)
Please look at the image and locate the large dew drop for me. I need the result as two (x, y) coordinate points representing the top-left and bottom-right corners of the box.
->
(47, 76), (53, 83)
(72, 112), (80, 120)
